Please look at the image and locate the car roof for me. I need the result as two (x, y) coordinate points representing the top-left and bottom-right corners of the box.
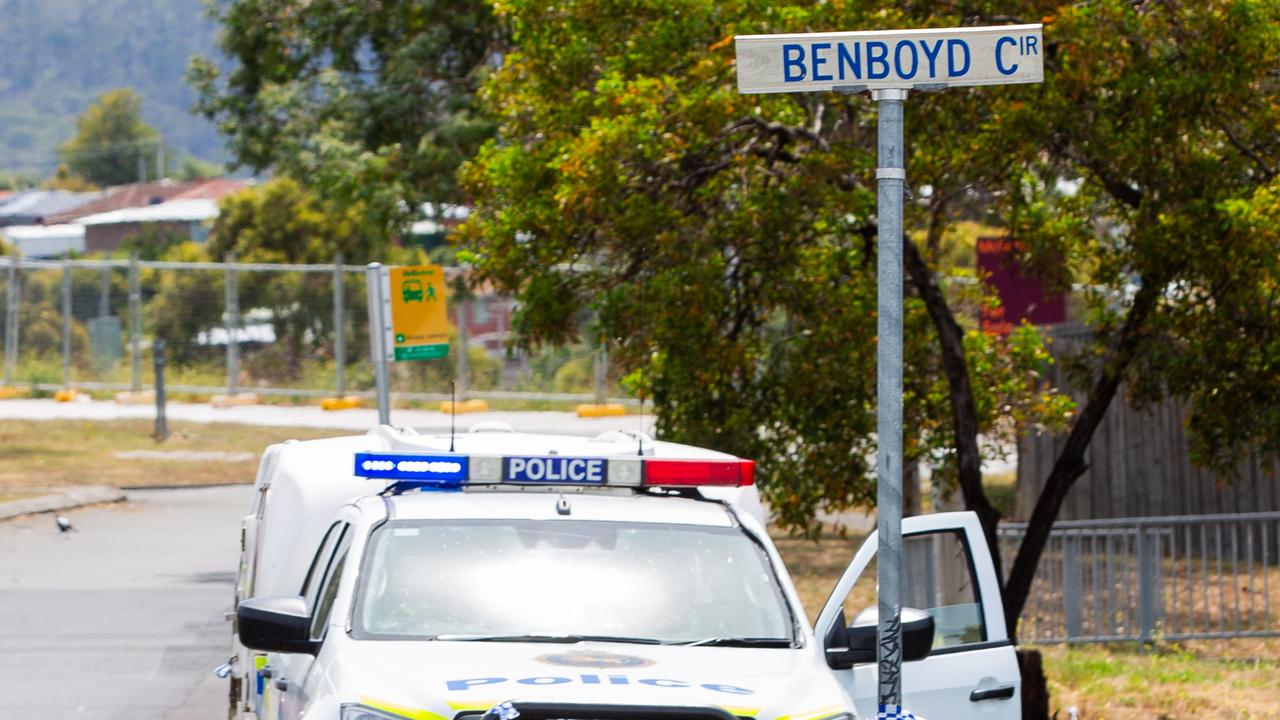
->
(378, 425), (735, 460)
(373, 489), (738, 526)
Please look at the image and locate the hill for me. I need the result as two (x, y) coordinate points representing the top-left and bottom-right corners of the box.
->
(0, 0), (225, 180)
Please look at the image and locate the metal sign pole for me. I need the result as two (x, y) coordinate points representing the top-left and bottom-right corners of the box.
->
(873, 87), (907, 710)
(732, 24), (1042, 716)
(61, 262), (72, 390)
(3, 257), (18, 387)
(333, 253), (346, 398)
(365, 262), (391, 425)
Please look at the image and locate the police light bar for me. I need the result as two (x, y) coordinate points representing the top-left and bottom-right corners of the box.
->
(353, 452), (754, 488)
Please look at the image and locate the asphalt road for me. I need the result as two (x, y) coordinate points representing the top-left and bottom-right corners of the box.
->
(0, 485), (250, 719)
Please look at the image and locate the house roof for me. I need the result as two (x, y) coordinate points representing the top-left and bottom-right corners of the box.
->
(43, 179), (202, 224)
(170, 177), (251, 200)
(0, 190), (105, 224)
(77, 199), (219, 226)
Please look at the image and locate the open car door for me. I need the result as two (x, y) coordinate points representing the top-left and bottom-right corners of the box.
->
(815, 511), (1021, 720)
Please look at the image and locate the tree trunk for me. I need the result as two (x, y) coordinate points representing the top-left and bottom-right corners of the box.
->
(902, 237), (1004, 579)
(1016, 648), (1050, 720)
(903, 458), (921, 517)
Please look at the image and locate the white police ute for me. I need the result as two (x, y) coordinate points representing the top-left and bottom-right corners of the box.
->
(229, 424), (1021, 720)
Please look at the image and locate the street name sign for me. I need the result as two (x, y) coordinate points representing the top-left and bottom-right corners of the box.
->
(735, 24), (1043, 94)
(733, 22), (1044, 712)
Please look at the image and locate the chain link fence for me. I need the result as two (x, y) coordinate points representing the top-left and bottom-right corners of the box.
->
(0, 255), (632, 406)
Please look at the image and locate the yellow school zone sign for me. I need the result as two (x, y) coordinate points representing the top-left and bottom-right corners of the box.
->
(384, 264), (449, 360)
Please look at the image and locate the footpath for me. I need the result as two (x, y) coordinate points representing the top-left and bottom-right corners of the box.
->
(0, 397), (656, 435)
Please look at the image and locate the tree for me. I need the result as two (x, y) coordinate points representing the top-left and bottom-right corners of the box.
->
(188, 0), (504, 239)
(206, 178), (384, 379)
(42, 164), (98, 192)
(60, 89), (163, 186)
(459, 0), (1280, 643)
(457, 0), (1066, 531)
(174, 155), (224, 181)
(985, 0), (1280, 630)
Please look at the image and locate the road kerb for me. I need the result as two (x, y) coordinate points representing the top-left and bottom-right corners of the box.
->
(0, 485), (127, 522)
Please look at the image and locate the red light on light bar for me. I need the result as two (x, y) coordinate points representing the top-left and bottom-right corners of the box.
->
(642, 458), (755, 486)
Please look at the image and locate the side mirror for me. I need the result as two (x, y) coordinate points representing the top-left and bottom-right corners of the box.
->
(237, 596), (318, 655)
(825, 607), (935, 670)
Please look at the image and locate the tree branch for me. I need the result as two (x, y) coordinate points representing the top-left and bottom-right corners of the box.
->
(725, 116), (831, 152)
(902, 213), (1005, 586)
(1217, 116), (1277, 181)
(1001, 272), (1166, 640)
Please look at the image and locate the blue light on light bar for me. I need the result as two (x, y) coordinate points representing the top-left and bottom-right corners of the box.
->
(354, 452), (470, 484)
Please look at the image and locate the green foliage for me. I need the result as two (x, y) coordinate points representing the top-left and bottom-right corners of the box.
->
(0, 171), (39, 191)
(11, 269), (89, 361)
(457, 0), (1067, 529)
(998, 1), (1280, 471)
(461, 0), (1280, 534)
(145, 242), (223, 366)
(59, 89), (163, 186)
(189, 0), (502, 239)
(209, 177), (378, 265)
(42, 164), (99, 192)
(121, 225), (189, 262)
(174, 155), (224, 181)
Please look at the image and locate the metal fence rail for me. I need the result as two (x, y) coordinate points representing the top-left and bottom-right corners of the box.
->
(0, 255), (635, 406)
(999, 512), (1280, 644)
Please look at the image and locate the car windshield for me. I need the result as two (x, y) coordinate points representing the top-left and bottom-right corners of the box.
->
(354, 519), (795, 645)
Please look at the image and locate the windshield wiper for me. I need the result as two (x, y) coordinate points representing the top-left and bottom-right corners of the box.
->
(678, 637), (794, 648)
(433, 633), (667, 645)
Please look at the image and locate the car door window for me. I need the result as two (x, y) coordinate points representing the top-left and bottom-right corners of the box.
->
(842, 530), (986, 649)
(301, 523), (345, 608)
(310, 533), (352, 641)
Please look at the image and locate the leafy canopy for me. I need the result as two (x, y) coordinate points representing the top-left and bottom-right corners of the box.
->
(458, 0), (1069, 528)
(59, 89), (163, 187)
(189, 0), (503, 238)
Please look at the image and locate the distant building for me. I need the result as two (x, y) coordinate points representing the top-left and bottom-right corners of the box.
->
(451, 280), (516, 356)
(0, 189), (104, 226)
(44, 178), (249, 226)
(0, 224), (86, 257)
(78, 199), (220, 252)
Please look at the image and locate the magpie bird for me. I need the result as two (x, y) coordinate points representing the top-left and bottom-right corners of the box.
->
(55, 515), (75, 533)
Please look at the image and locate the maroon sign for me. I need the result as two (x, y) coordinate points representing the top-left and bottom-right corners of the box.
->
(976, 237), (1066, 335)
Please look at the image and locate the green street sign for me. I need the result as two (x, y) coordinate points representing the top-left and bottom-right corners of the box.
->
(393, 343), (450, 361)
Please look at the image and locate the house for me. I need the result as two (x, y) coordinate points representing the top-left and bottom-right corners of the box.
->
(77, 198), (220, 252)
(0, 189), (104, 226)
(450, 279), (516, 356)
(0, 224), (87, 257)
(48, 178), (251, 253)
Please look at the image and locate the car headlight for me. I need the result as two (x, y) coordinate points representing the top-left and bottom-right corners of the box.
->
(341, 703), (414, 720)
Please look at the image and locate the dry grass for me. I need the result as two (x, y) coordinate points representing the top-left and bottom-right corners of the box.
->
(0, 418), (340, 493)
(774, 529), (1280, 720)
(0, 492), (37, 503)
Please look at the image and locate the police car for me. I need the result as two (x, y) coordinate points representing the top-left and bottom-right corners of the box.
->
(229, 423), (1021, 720)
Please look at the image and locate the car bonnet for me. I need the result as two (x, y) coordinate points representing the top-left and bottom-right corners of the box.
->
(336, 639), (849, 720)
